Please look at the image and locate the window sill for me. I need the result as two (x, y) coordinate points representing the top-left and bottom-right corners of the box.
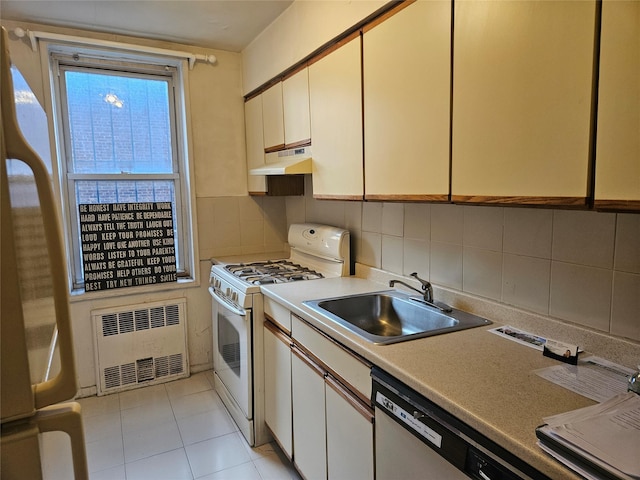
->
(68, 276), (199, 303)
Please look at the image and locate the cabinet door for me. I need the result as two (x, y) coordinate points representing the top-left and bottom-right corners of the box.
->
(309, 34), (364, 200)
(325, 376), (374, 480)
(263, 321), (292, 458)
(292, 347), (327, 480)
(594, 0), (640, 211)
(245, 95), (267, 194)
(283, 68), (311, 147)
(452, 0), (596, 206)
(363, 1), (451, 201)
(262, 82), (285, 151)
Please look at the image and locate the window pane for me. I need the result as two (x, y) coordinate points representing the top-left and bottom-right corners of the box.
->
(75, 180), (175, 204)
(64, 70), (173, 174)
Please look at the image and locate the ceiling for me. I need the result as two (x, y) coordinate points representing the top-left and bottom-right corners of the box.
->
(0, 0), (294, 52)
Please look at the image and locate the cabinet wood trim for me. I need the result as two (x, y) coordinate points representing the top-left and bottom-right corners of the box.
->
(362, 0), (417, 33)
(264, 316), (292, 340)
(264, 144), (286, 154)
(248, 191), (266, 196)
(451, 195), (589, 207)
(312, 194), (364, 201)
(325, 374), (374, 423)
(292, 344), (325, 378)
(285, 139), (312, 150)
(594, 199), (640, 212)
(365, 194), (450, 202)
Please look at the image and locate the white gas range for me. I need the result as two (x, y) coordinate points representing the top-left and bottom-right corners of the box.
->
(208, 223), (350, 446)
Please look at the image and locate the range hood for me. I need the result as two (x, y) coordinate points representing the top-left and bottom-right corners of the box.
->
(250, 146), (312, 176)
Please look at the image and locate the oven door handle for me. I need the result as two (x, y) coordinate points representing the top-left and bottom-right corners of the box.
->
(209, 286), (248, 317)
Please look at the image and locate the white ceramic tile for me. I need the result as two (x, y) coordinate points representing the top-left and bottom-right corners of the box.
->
(178, 408), (238, 445)
(462, 247), (503, 301)
(359, 232), (381, 268)
(404, 203), (430, 240)
(212, 197), (240, 225)
(171, 389), (223, 420)
(362, 202), (382, 233)
(463, 206), (504, 251)
(381, 235), (403, 275)
(240, 220), (264, 248)
(198, 462), (262, 480)
(431, 204), (464, 245)
(238, 196), (264, 221)
(403, 238), (429, 278)
(502, 254), (551, 315)
(89, 464), (126, 480)
(166, 373), (214, 401)
(125, 448), (193, 480)
(344, 201), (362, 233)
(77, 393), (120, 418)
(314, 200), (346, 228)
(285, 196), (306, 226)
(119, 384), (168, 410)
(429, 241), (463, 290)
(121, 400), (174, 433)
(240, 440), (281, 462)
(185, 433), (252, 478)
(85, 434), (124, 473)
(122, 420), (183, 463)
(212, 222), (241, 250)
(610, 272), (640, 341)
(503, 208), (553, 259)
(252, 447), (300, 480)
(550, 262), (613, 332)
(83, 410), (122, 444)
(551, 210), (616, 268)
(382, 203), (404, 236)
(614, 214), (640, 274)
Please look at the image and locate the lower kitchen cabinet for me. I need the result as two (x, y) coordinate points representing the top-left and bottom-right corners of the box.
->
(263, 320), (293, 458)
(292, 345), (374, 480)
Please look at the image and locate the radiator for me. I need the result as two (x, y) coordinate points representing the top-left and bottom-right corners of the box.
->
(92, 298), (189, 395)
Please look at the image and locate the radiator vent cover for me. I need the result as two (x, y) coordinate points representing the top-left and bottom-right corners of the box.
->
(92, 299), (188, 395)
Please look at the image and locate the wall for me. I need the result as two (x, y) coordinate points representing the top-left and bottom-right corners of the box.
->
(2, 20), (289, 393)
(241, 0), (386, 94)
(287, 177), (640, 343)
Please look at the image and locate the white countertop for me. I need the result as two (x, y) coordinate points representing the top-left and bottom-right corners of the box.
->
(260, 275), (609, 480)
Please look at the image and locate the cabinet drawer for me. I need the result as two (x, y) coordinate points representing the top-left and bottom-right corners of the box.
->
(264, 297), (291, 332)
(291, 314), (371, 400)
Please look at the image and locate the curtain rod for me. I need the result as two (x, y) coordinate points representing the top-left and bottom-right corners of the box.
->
(12, 27), (217, 70)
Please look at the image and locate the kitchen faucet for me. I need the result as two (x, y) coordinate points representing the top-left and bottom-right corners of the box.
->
(389, 272), (452, 313)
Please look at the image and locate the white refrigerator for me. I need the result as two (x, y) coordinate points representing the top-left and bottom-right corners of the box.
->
(1, 26), (88, 479)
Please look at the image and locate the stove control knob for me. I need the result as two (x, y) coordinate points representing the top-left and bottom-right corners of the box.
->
(231, 292), (238, 303)
(225, 288), (231, 297)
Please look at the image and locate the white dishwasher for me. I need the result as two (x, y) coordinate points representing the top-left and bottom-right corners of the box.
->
(372, 368), (548, 480)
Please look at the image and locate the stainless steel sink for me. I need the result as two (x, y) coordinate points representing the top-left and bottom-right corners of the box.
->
(303, 290), (492, 345)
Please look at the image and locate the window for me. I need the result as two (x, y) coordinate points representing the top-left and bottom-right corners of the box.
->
(50, 48), (195, 290)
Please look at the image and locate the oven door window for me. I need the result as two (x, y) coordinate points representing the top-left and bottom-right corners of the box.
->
(213, 301), (252, 418)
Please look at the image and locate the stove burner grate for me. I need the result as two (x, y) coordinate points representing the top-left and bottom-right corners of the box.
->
(225, 260), (324, 285)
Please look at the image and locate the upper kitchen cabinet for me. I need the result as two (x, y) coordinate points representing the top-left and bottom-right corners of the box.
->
(452, 0), (597, 206)
(245, 95), (268, 194)
(363, 0), (451, 202)
(309, 34), (364, 200)
(282, 68), (311, 148)
(262, 82), (285, 152)
(594, 0), (640, 212)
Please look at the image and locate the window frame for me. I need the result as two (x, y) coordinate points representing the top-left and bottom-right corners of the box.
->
(47, 44), (197, 292)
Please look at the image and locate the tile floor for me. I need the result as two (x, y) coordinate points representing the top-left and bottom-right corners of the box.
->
(41, 371), (301, 480)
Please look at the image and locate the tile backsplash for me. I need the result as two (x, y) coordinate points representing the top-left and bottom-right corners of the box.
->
(285, 177), (640, 342)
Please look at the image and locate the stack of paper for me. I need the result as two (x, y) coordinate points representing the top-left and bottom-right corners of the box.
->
(536, 392), (640, 480)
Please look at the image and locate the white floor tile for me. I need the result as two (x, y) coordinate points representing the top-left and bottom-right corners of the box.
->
(125, 448), (193, 480)
(253, 448), (301, 480)
(119, 384), (168, 410)
(77, 394), (120, 418)
(123, 420), (183, 463)
(165, 373), (213, 401)
(171, 389), (224, 420)
(89, 464), (126, 480)
(178, 408), (237, 445)
(85, 434), (124, 473)
(185, 433), (252, 478)
(197, 462), (262, 480)
(121, 399), (174, 433)
(242, 440), (280, 462)
(83, 410), (122, 443)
